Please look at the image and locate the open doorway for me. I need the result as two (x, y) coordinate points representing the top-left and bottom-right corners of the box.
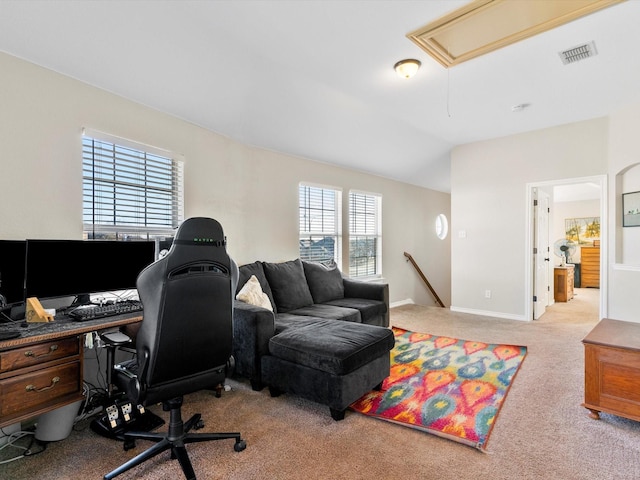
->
(526, 175), (606, 321)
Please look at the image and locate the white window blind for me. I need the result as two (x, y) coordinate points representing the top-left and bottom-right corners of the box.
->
(299, 184), (341, 264)
(82, 130), (184, 240)
(349, 191), (382, 277)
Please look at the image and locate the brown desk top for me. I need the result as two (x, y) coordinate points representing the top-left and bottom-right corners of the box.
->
(582, 318), (640, 352)
(0, 313), (142, 350)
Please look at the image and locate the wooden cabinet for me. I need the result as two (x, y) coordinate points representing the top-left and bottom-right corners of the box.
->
(554, 265), (574, 302)
(581, 245), (600, 288)
(583, 319), (640, 421)
(0, 336), (83, 427)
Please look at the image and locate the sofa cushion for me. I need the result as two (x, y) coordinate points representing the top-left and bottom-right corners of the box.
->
(268, 320), (395, 376)
(302, 260), (345, 304)
(237, 261), (277, 313)
(274, 314), (326, 335)
(236, 275), (273, 311)
(323, 298), (386, 324)
(263, 259), (314, 313)
(287, 304), (361, 323)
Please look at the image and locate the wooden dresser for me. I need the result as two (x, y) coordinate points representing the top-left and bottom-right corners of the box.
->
(0, 336), (83, 427)
(554, 265), (574, 302)
(0, 313), (141, 429)
(581, 243), (600, 288)
(583, 319), (640, 421)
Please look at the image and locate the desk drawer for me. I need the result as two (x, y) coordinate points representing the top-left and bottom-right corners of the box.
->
(0, 337), (79, 373)
(0, 361), (81, 418)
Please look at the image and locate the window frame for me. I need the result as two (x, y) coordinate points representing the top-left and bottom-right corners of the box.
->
(298, 182), (342, 265)
(82, 128), (184, 241)
(348, 190), (382, 278)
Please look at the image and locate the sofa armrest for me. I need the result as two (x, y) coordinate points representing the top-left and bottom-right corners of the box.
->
(342, 278), (388, 303)
(232, 300), (276, 390)
(342, 278), (389, 327)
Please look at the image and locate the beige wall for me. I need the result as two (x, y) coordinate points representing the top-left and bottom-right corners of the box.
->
(0, 52), (451, 307)
(451, 119), (608, 319)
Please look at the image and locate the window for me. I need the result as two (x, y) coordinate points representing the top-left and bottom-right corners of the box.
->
(298, 184), (341, 264)
(349, 191), (381, 277)
(82, 129), (184, 240)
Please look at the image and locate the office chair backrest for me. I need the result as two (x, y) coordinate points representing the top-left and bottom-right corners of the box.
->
(135, 217), (238, 404)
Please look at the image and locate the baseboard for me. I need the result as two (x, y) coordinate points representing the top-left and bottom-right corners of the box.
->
(390, 299), (414, 308)
(449, 306), (529, 322)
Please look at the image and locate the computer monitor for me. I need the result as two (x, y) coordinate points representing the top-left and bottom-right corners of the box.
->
(24, 239), (156, 303)
(0, 240), (27, 307)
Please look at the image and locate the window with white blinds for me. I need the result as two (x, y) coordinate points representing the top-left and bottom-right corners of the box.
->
(299, 184), (341, 264)
(349, 191), (382, 277)
(82, 130), (184, 240)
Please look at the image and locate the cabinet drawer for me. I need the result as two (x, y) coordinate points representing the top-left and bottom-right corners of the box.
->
(0, 361), (81, 418)
(0, 337), (79, 373)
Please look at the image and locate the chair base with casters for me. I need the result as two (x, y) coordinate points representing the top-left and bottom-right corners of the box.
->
(104, 396), (246, 480)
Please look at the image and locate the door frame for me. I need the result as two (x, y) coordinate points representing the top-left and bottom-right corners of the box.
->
(524, 175), (607, 321)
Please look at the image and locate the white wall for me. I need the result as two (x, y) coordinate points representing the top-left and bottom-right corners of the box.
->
(450, 119), (608, 320)
(0, 52), (451, 307)
(607, 102), (640, 321)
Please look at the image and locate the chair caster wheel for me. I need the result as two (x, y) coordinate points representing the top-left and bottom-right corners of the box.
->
(194, 419), (205, 430)
(123, 438), (136, 451)
(234, 439), (246, 452)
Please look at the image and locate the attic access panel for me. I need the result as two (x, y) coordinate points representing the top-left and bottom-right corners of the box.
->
(407, 0), (623, 68)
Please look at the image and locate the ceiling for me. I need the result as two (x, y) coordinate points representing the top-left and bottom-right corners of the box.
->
(1, 0), (639, 193)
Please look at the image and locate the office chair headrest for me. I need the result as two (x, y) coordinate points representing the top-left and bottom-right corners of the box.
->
(172, 217), (226, 248)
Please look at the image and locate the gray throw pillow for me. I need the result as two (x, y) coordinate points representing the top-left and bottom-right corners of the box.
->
(262, 259), (314, 312)
(302, 260), (345, 304)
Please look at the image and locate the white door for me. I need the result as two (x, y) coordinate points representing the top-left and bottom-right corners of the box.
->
(533, 189), (551, 319)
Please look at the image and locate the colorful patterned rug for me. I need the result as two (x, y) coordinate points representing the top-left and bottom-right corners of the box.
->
(351, 327), (527, 450)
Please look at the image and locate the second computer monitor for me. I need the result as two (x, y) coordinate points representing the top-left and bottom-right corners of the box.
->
(24, 239), (156, 302)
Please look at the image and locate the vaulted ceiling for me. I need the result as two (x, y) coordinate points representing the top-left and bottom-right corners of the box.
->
(1, 1), (639, 192)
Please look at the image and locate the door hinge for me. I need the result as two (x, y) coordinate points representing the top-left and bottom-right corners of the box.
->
(533, 295), (537, 302)
(533, 199), (538, 206)
(533, 247), (538, 254)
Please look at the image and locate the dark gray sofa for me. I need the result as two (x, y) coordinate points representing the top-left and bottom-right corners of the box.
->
(232, 258), (393, 419)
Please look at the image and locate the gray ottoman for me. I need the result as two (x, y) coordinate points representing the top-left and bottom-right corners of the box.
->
(261, 319), (395, 420)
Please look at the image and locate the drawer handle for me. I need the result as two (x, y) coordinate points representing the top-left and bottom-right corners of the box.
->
(26, 376), (60, 392)
(24, 344), (58, 358)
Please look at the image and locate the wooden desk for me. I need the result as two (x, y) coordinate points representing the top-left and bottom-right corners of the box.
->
(0, 314), (141, 428)
(583, 319), (640, 421)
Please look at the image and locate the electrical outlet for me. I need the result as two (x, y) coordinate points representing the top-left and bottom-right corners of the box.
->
(485, 290), (491, 299)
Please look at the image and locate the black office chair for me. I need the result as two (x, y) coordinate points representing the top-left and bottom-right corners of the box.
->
(104, 217), (246, 480)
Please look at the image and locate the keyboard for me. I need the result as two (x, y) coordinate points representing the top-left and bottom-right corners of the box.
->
(68, 301), (143, 322)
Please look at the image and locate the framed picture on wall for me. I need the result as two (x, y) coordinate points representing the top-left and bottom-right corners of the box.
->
(565, 217), (600, 245)
(623, 191), (640, 227)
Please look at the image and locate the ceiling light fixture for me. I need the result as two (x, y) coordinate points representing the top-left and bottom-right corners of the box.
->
(394, 59), (421, 79)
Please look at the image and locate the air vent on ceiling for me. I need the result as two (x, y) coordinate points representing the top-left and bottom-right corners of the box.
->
(559, 41), (597, 65)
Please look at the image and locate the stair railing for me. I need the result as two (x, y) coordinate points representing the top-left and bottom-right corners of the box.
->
(403, 252), (445, 308)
